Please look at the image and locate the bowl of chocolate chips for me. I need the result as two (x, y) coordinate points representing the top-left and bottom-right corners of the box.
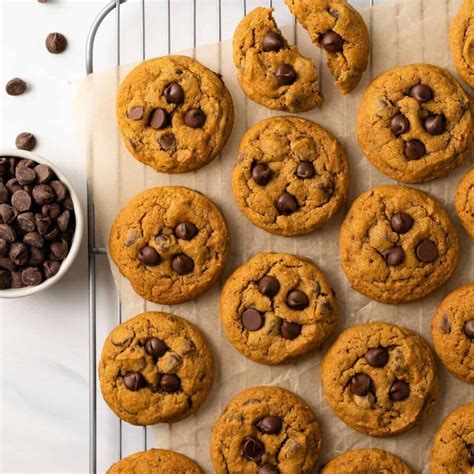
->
(0, 149), (83, 297)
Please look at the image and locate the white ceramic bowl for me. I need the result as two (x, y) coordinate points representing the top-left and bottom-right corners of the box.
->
(0, 149), (84, 298)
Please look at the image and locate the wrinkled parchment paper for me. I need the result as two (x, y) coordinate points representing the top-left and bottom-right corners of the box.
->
(76, 0), (473, 471)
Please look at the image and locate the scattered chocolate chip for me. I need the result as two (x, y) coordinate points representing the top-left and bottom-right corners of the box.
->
(390, 212), (413, 234)
(43, 260), (60, 279)
(424, 114), (446, 135)
(0, 224), (15, 242)
(127, 106), (144, 121)
(280, 320), (302, 340)
(171, 254), (194, 275)
(145, 337), (168, 358)
(138, 246), (160, 266)
(242, 437), (264, 461)
(263, 31), (284, 52)
(16, 212), (35, 232)
(258, 464), (280, 474)
(258, 275), (280, 297)
(174, 222), (198, 240)
(350, 373), (372, 396)
(149, 108), (168, 130)
(159, 374), (181, 393)
(123, 371), (144, 391)
(382, 246), (405, 266)
(276, 191), (298, 215)
(463, 320), (474, 339)
(9, 243), (29, 266)
(50, 180), (68, 201)
(32, 184), (55, 205)
(390, 113), (410, 136)
(276, 64), (297, 86)
(468, 445), (474, 465)
(256, 415), (282, 434)
(46, 32), (68, 54)
(16, 166), (36, 185)
(286, 289), (309, 310)
(21, 266), (42, 286)
(389, 380), (409, 401)
(319, 30), (344, 52)
(365, 347), (388, 367)
(404, 140), (426, 160)
(409, 84), (433, 102)
(0, 269), (11, 289)
(241, 308), (264, 331)
(16, 132), (36, 151)
(5, 78), (27, 96)
(184, 108), (206, 128)
(252, 163), (272, 186)
(164, 82), (184, 104)
(49, 239), (69, 260)
(158, 133), (176, 151)
(0, 204), (16, 224)
(296, 161), (315, 179)
(415, 240), (438, 263)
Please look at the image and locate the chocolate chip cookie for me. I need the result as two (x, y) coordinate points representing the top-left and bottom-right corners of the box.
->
(431, 283), (474, 384)
(320, 448), (413, 473)
(456, 168), (474, 239)
(117, 55), (234, 173)
(232, 116), (349, 236)
(107, 449), (203, 473)
(99, 311), (215, 425)
(321, 322), (439, 437)
(232, 7), (323, 112)
(220, 253), (338, 365)
(109, 186), (229, 305)
(210, 386), (321, 474)
(357, 64), (472, 183)
(284, 0), (370, 94)
(450, 0), (474, 89)
(430, 402), (474, 473)
(339, 185), (459, 304)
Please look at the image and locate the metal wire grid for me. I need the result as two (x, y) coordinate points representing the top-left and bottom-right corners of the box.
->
(85, 1), (373, 472)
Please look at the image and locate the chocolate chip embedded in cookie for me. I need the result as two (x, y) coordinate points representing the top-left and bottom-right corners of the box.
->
(107, 448), (204, 473)
(456, 168), (474, 239)
(232, 7), (323, 112)
(339, 185), (459, 304)
(357, 64), (472, 183)
(284, 0), (370, 94)
(117, 55), (234, 173)
(211, 386), (321, 474)
(430, 402), (474, 473)
(321, 322), (439, 437)
(431, 283), (474, 384)
(99, 311), (215, 425)
(220, 253), (338, 365)
(109, 186), (229, 305)
(232, 116), (349, 236)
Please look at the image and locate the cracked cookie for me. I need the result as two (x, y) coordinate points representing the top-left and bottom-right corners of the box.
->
(220, 253), (338, 365)
(339, 185), (459, 304)
(232, 116), (349, 236)
(456, 168), (474, 238)
(284, 0), (370, 94)
(116, 55), (234, 173)
(321, 322), (439, 437)
(357, 64), (472, 183)
(320, 448), (413, 473)
(232, 7), (323, 112)
(431, 283), (474, 384)
(430, 402), (474, 473)
(210, 386), (321, 474)
(107, 449), (203, 473)
(109, 186), (229, 305)
(99, 311), (215, 425)
(450, 0), (474, 89)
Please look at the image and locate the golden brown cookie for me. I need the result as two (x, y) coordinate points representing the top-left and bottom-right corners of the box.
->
(232, 116), (349, 236)
(456, 168), (474, 238)
(210, 386), (321, 474)
(430, 402), (474, 473)
(357, 64), (472, 183)
(320, 448), (413, 473)
(321, 322), (439, 437)
(117, 55), (234, 173)
(220, 253), (338, 365)
(99, 311), (215, 426)
(450, 0), (474, 89)
(339, 185), (459, 304)
(109, 186), (229, 305)
(284, 0), (370, 94)
(431, 283), (474, 384)
(232, 7), (323, 112)
(107, 449), (203, 473)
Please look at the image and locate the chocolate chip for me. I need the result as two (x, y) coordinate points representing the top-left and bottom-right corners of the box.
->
(463, 320), (474, 339)
(32, 184), (55, 205)
(17, 212), (35, 232)
(280, 320), (302, 340)
(389, 380), (409, 401)
(28, 247), (45, 265)
(164, 82), (184, 104)
(15, 167), (36, 186)
(0, 269), (11, 289)
(252, 163), (272, 186)
(35, 213), (51, 235)
(123, 372), (144, 391)
(286, 289), (309, 310)
(6, 178), (21, 194)
(242, 437), (264, 461)
(296, 161), (315, 179)
(390, 113), (410, 136)
(0, 257), (16, 272)
(145, 337), (168, 358)
(46, 32), (68, 54)
(263, 31), (284, 52)
(6, 78), (27, 96)
(149, 108), (168, 130)
(276, 191), (298, 215)
(404, 140), (426, 160)
(0, 224), (15, 242)
(158, 133), (176, 151)
(11, 190), (31, 212)
(11, 271), (24, 288)
(350, 373), (372, 396)
(171, 254), (194, 275)
(390, 212), (413, 234)
(409, 84), (433, 102)
(276, 64), (297, 86)
(258, 465), (280, 474)
(0, 182), (8, 204)
(0, 239), (7, 257)
(42, 203), (61, 219)
(50, 180), (68, 201)
(468, 445), (474, 465)
(127, 106), (144, 121)
(16, 132), (36, 151)
(9, 242), (29, 266)
(424, 114), (446, 135)
(382, 246), (405, 266)
(159, 374), (181, 393)
(63, 196), (74, 210)
(155, 234), (170, 251)
(57, 210), (71, 232)
(184, 108), (206, 128)
(319, 30), (344, 52)
(0, 204), (16, 224)
(23, 232), (44, 248)
(258, 275), (280, 297)
(49, 239), (69, 260)
(441, 315), (451, 333)
(241, 308), (264, 331)
(415, 240), (438, 263)
(21, 266), (42, 286)
(138, 246), (160, 266)
(44, 226), (58, 241)
(174, 222), (198, 240)
(364, 347), (388, 367)
(256, 415), (282, 434)
(17, 159), (35, 169)
(43, 260), (60, 279)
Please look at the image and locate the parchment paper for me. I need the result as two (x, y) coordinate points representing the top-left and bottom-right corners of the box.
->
(76, 0), (473, 471)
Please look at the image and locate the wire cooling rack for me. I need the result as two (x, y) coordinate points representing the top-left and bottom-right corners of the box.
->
(85, 0), (374, 472)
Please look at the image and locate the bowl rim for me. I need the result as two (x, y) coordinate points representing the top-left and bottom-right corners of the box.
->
(0, 148), (84, 298)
